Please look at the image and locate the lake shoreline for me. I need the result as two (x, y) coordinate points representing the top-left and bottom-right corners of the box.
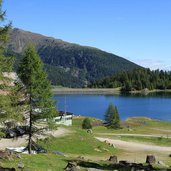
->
(52, 88), (121, 95)
(52, 88), (171, 95)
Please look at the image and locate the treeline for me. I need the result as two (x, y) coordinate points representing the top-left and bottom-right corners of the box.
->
(89, 68), (171, 92)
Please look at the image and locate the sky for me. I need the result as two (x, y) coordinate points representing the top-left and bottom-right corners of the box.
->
(3, 0), (171, 70)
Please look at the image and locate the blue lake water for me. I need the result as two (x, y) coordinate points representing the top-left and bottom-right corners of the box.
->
(53, 93), (171, 121)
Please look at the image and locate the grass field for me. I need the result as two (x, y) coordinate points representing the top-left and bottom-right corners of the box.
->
(38, 128), (119, 156)
(1, 116), (171, 170)
(93, 117), (171, 135)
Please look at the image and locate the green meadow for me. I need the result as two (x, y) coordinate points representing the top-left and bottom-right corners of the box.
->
(1, 117), (171, 170)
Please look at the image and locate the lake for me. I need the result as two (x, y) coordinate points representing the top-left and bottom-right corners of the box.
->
(53, 93), (171, 121)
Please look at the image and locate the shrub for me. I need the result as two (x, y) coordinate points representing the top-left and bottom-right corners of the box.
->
(82, 118), (92, 129)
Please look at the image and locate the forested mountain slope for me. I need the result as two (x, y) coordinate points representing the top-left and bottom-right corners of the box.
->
(7, 28), (141, 87)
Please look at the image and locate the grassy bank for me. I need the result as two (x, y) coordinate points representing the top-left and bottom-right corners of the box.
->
(52, 87), (121, 95)
(94, 117), (171, 135)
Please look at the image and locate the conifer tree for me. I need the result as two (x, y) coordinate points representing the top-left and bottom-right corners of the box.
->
(0, 0), (12, 74)
(104, 103), (120, 129)
(0, 0), (23, 136)
(18, 44), (56, 154)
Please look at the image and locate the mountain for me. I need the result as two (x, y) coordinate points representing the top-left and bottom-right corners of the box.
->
(7, 28), (141, 87)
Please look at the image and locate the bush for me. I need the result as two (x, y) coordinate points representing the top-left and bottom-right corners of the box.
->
(82, 118), (92, 129)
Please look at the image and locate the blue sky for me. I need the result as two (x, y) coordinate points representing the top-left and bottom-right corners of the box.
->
(3, 0), (171, 70)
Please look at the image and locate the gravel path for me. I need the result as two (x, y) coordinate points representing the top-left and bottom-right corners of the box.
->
(96, 133), (171, 138)
(96, 137), (171, 153)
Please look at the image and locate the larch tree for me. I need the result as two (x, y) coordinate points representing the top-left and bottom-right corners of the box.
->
(0, 0), (23, 137)
(18, 44), (56, 154)
(0, 0), (11, 76)
(104, 103), (120, 129)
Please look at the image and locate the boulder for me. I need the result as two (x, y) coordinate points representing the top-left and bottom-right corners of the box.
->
(86, 169), (102, 171)
(65, 161), (77, 171)
(87, 129), (93, 134)
(94, 148), (101, 152)
(108, 155), (117, 164)
(18, 162), (24, 170)
(146, 155), (156, 164)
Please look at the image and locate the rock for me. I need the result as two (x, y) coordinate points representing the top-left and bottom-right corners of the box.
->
(87, 129), (93, 134)
(146, 155), (156, 164)
(18, 162), (24, 170)
(102, 148), (109, 152)
(111, 144), (116, 148)
(76, 166), (80, 170)
(16, 154), (21, 159)
(94, 148), (101, 152)
(86, 168), (102, 171)
(65, 161), (77, 171)
(108, 155), (117, 164)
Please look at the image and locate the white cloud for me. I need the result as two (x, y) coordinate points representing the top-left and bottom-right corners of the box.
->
(134, 59), (171, 71)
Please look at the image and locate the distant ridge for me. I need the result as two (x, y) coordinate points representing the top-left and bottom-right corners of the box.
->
(7, 28), (141, 87)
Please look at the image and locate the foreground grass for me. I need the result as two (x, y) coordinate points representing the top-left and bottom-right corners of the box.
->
(1, 127), (119, 170)
(1, 154), (67, 171)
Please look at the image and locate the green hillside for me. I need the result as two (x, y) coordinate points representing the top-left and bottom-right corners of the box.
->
(7, 28), (141, 87)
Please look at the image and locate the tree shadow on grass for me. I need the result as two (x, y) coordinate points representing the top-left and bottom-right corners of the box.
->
(64, 159), (130, 171)
(63, 159), (170, 171)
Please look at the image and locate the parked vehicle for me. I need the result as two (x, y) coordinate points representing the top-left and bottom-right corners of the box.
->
(5, 129), (17, 138)
(15, 126), (25, 136)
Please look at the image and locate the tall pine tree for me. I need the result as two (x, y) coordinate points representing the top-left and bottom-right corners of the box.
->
(18, 44), (56, 154)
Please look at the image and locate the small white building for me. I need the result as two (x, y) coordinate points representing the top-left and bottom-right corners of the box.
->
(38, 111), (73, 126)
(54, 111), (73, 126)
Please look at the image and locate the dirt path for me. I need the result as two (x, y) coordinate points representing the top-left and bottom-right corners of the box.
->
(96, 137), (171, 153)
(151, 128), (171, 133)
(96, 133), (171, 138)
(0, 127), (70, 150)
